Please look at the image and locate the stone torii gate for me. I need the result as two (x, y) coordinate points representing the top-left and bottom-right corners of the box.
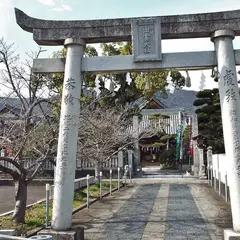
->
(15, 8), (240, 239)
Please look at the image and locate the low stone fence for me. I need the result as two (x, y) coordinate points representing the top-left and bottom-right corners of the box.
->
(73, 176), (95, 190)
(0, 155), (122, 172)
(0, 158), (55, 171)
(207, 152), (230, 203)
(49, 176), (95, 197)
(76, 155), (120, 169)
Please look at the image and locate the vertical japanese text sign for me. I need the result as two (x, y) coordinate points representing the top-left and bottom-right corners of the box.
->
(131, 17), (162, 62)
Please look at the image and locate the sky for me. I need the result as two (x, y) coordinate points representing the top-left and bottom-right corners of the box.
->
(1, 0), (240, 92)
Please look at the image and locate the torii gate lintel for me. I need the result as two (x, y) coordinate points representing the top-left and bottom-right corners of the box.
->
(15, 8), (240, 45)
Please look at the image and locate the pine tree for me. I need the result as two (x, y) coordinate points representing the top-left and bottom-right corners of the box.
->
(193, 89), (224, 153)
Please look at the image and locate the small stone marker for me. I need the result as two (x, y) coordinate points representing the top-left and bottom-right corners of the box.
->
(110, 169), (112, 195)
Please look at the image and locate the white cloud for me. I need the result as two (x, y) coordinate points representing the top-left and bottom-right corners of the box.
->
(61, 3), (72, 11)
(36, 0), (56, 6)
(52, 7), (64, 12)
(52, 2), (72, 11)
(34, 0), (72, 12)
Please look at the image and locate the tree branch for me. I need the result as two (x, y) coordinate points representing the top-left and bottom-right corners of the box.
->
(0, 157), (27, 174)
(26, 162), (42, 184)
(0, 162), (19, 179)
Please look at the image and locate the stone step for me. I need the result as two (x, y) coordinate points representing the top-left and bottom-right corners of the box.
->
(142, 171), (183, 175)
(141, 174), (194, 178)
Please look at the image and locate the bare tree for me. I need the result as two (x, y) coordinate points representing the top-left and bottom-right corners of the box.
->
(77, 105), (167, 178)
(0, 38), (58, 223)
(0, 38), (170, 223)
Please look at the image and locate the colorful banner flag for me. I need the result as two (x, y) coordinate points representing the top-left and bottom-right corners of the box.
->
(189, 117), (194, 157)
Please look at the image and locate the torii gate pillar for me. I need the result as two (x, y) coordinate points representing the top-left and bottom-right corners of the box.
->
(211, 29), (240, 235)
(51, 38), (86, 231)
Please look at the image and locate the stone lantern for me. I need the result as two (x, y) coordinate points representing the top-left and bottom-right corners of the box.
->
(192, 134), (207, 178)
(192, 134), (206, 149)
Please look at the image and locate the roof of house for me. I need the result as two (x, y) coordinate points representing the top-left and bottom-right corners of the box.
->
(0, 97), (52, 118)
(0, 88), (94, 118)
(0, 104), (22, 116)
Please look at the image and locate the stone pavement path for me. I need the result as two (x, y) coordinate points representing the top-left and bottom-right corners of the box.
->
(0, 185), (46, 214)
(165, 184), (210, 240)
(73, 181), (232, 240)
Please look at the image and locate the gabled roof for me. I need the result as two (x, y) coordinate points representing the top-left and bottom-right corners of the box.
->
(151, 96), (168, 109)
(131, 96), (168, 110)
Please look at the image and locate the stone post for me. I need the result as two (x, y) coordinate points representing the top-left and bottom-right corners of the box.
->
(51, 38), (85, 231)
(207, 146), (213, 183)
(199, 148), (206, 178)
(127, 150), (133, 173)
(133, 116), (140, 170)
(193, 145), (199, 177)
(192, 114), (199, 176)
(211, 29), (240, 233)
(118, 150), (124, 168)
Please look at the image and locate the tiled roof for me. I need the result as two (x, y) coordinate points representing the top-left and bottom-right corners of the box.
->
(132, 89), (198, 114)
(155, 89), (198, 114)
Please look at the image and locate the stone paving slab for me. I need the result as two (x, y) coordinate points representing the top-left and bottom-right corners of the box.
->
(72, 186), (139, 240)
(72, 180), (232, 240)
(141, 184), (169, 240)
(164, 184), (211, 240)
(190, 184), (232, 240)
(99, 184), (160, 240)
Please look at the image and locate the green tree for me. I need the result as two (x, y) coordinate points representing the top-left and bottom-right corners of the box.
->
(100, 42), (186, 106)
(193, 88), (224, 153)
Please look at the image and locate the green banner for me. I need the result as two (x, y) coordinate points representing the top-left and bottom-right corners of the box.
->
(176, 124), (184, 161)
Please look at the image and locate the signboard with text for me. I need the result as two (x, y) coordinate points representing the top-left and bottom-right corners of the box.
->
(131, 17), (162, 62)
